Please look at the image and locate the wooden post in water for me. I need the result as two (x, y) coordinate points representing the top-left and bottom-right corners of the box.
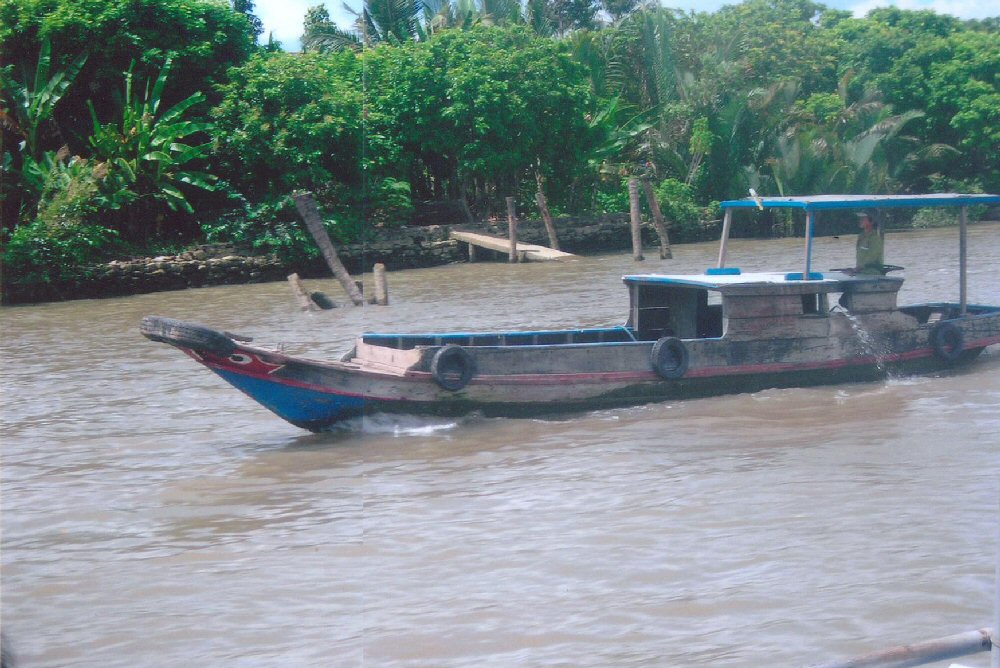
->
(628, 178), (644, 261)
(373, 263), (389, 306)
(535, 172), (560, 251)
(995, 487), (1000, 668)
(287, 273), (318, 312)
(506, 196), (519, 263)
(640, 178), (672, 259)
(960, 205), (968, 316)
(294, 192), (365, 306)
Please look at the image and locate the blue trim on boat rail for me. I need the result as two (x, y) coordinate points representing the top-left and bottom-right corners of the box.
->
(720, 193), (1000, 211)
(363, 326), (633, 340)
(361, 326), (643, 347)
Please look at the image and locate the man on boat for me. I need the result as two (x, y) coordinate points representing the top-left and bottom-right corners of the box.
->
(855, 212), (884, 275)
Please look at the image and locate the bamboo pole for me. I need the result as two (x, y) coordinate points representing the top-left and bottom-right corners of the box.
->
(293, 192), (365, 306)
(506, 196), (519, 263)
(373, 263), (388, 306)
(535, 173), (560, 251)
(810, 628), (992, 668)
(640, 178), (672, 259)
(287, 273), (318, 312)
(628, 178), (644, 261)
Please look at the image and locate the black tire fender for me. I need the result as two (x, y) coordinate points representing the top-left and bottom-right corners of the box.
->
(310, 291), (336, 310)
(140, 316), (237, 357)
(430, 344), (476, 391)
(651, 336), (689, 380)
(929, 321), (964, 364)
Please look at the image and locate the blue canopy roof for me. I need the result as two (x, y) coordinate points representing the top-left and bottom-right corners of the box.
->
(720, 193), (1000, 211)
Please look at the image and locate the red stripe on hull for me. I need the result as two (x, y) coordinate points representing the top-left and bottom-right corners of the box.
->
(184, 340), (1000, 397)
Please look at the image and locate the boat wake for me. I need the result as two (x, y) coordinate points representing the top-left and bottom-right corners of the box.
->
(327, 413), (465, 437)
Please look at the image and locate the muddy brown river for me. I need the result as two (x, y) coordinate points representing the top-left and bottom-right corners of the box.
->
(2, 224), (999, 667)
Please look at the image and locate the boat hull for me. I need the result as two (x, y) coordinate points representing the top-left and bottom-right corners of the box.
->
(161, 307), (998, 431)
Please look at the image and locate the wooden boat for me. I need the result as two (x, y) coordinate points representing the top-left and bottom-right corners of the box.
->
(142, 194), (1000, 431)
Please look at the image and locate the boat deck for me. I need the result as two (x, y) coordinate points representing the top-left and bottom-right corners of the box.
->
(362, 326), (639, 350)
(359, 302), (1000, 352)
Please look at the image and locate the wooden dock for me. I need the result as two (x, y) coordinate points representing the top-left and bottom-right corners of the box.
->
(450, 229), (577, 262)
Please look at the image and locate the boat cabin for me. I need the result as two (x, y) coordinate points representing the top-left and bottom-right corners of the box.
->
(624, 271), (904, 341)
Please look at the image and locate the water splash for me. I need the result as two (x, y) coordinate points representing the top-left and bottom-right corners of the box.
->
(844, 313), (891, 374)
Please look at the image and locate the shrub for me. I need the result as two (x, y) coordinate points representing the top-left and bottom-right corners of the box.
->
(200, 177), (415, 262)
(367, 177), (414, 227)
(3, 217), (123, 285)
(4, 151), (125, 285)
(592, 179), (630, 213)
(654, 178), (718, 240)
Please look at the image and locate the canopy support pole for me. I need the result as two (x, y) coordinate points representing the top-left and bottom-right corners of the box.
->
(717, 209), (733, 268)
(960, 206), (968, 316)
(803, 209), (815, 279)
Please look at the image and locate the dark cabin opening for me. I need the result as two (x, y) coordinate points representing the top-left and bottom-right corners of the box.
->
(631, 284), (724, 340)
(801, 293), (827, 314)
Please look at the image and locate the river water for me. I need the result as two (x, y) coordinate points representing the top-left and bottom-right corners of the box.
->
(2, 224), (999, 667)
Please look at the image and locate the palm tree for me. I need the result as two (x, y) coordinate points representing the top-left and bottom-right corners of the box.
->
(358, 0), (422, 44)
(750, 78), (942, 196)
(301, 0), (421, 51)
(302, 5), (362, 51)
(422, 0), (480, 35)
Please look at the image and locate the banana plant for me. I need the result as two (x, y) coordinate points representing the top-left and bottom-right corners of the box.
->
(87, 59), (217, 214)
(0, 39), (87, 160)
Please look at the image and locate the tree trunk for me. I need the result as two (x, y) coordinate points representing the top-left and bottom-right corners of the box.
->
(535, 171), (560, 251)
(293, 192), (365, 306)
(640, 178), (672, 259)
(506, 196), (519, 263)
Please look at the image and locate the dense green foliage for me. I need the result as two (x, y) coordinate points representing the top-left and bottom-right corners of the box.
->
(2, 0), (999, 293)
(213, 51), (364, 202)
(0, 0), (257, 130)
(1, 0), (256, 284)
(363, 26), (597, 210)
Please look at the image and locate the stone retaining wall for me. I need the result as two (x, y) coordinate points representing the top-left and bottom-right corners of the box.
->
(4, 214), (681, 304)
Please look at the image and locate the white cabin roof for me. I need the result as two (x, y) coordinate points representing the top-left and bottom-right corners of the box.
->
(622, 271), (897, 292)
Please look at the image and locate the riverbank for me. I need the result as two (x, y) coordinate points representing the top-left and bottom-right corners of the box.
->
(5, 210), (985, 305)
(1, 213), (688, 305)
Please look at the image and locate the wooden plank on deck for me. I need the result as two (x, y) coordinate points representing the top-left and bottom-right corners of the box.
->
(450, 229), (577, 261)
